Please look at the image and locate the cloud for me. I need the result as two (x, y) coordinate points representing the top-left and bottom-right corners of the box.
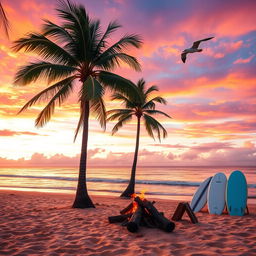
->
(0, 141), (255, 167)
(178, 144), (256, 166)
(186, 119), (256, 135)
(150, 144), (189, 149)
(0, 129), (42, 136)
(233, 55), (254, 64)
(0, 148), (104, 167)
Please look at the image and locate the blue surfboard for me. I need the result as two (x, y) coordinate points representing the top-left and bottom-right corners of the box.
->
(226, 170), (247, 216)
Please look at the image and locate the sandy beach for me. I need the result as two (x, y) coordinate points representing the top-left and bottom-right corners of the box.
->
(0, 190), (255, 256)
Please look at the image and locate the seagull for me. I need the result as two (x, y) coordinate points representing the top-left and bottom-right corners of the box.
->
(181, 37), (214, 63)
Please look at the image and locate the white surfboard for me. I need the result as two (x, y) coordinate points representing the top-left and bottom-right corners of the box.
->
(207, 172), (227, 215)
(190, 176), (212, 212)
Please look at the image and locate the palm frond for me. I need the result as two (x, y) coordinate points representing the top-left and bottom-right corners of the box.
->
(142, 101), (155, 110)
(74, 100), (86, 141)
(111, 114), (133, 135)
(137, 78), (146, 93)
(97, 71), (138, 98)
(149, 96), (167, 105)
(109, 34), (143, 51)
(57, 0), (90, 61)
(14, 61), (76, 85)
(145, 85), (159, 96)
(94, 34), (142, 65)
(94, 52), (141, 71)
(89, 19), (102, 54)
(107, 109), (134, 121)
(35, 78), (74, 127)
(111, 93), (136, 109)
(90, 96), (106, 130)
(18, 76), (75, 114)
(143, 115), (154, 139)
(144, 110), (172, 118)
(42, 19), (80, 59)
(0, 2), (9, 38)
(143, 114), (168, 141)
(143, 96), (167, 110)
(79, 76), (104, 101)
(12, 33), (78, 66)
(42, 19), (75, 45)
(94, 20), (121, 56)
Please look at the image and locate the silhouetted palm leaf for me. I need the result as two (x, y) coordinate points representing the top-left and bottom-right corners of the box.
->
(112, 114), (133, 134)
(12, 33), (78, 66)
(14, 61), (76, 85)
(18, 76), (76, 114)
(143, 113), (168, 141)
(107, 109), (134, 121)
(144, 109), (171, 118)
(0, 2), (9, 38)
(110, 93), (136, 109)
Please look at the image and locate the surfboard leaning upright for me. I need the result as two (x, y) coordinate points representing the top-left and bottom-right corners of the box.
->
(190, 176), (212, 212)
(207, 172), (227, 215)
(226, 170), (247, 216)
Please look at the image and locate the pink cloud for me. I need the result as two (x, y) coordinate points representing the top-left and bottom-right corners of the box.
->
(179, 144), (256, 166)
(0, 129), (41, 136)
(187, 120), (256, 135)
(0, 141), (255, 167)
(233, 55), (254, 64)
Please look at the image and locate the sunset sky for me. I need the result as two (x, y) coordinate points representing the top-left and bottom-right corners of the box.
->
(0, 0), (255, 167)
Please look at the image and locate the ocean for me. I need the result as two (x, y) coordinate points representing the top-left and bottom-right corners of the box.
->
(0, 166), (255, 203)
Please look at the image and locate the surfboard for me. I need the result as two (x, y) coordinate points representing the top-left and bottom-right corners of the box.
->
(190, 176), (212, 212)
(207, 172), (227, 215)
(226, 170), (247, 216)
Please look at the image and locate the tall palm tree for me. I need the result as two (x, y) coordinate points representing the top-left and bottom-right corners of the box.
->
(0, 1), (9, 38)
(13, 0), (142, 208)
(107, 79), (171, 198)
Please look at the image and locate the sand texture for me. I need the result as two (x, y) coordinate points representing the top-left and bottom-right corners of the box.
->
(0, 190), (255, 256)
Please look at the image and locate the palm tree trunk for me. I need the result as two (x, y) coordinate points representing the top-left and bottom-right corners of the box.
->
(121, 116), (141, 198)
(72, 101), (95, 208)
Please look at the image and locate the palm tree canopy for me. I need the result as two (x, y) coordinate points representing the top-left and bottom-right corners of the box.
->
(107, 78), (171, 141)
(13, 0), (142, 136)
(0, 1), (9, 38)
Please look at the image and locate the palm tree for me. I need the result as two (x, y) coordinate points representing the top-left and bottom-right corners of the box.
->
(0, 1), (9, 38)
(107, 79), (171, 198)
(12, 0), (142, 208)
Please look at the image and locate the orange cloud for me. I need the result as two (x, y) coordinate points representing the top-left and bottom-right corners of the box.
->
(184, 119), (256, 137)
(0, 129), (42, 136)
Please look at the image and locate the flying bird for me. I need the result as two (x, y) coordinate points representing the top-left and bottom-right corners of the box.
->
(181, 37), (214, 63)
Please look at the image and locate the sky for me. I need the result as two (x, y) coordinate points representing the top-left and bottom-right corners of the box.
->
(0, 0), (255, 167)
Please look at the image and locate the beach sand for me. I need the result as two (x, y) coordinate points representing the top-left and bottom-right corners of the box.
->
(0, 190), (255, 256)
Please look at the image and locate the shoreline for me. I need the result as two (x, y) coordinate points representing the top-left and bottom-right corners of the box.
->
(1, 187), (255, 205)
(1, 190), (256, 255)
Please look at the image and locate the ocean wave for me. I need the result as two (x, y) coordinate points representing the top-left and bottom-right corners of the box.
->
(1, 185), (255, 198)
(0, 185), (193, 197)
(1, 174), (255, 188)
(0, 174), (200, 186)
